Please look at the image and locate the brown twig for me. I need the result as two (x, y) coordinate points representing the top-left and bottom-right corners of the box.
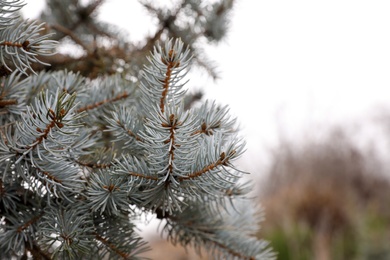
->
(178, 152), (231, 181)
(0, 40), (30, 51)
(115, 119), (143, 142)
(128, 171), (158, 181)
(212, 240), (255, 260)
(76, 92), (129, 113)
(49, 23), (91, 54)
(25, 108), (63, 151)
(17, 213), (44, 233)
(95, 232), (130, 259)
(161, 114), (182, 177)
(160, 49), (180, 113)
(39, 170), (63, 184)
(0, 99), (17, 107)
(26, 242), (52, 260)
(76, 159), (112, 169)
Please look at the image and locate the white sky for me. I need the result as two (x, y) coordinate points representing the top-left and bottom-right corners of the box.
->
(23, 0), (390, 172)
(201, 0), (390, 173)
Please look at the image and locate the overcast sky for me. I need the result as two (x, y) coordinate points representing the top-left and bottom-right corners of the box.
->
(23, 0), (390, 173)
(202, 0), (390, 171)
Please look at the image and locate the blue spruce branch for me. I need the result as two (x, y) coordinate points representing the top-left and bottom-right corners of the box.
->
(0, 1), (274, 259)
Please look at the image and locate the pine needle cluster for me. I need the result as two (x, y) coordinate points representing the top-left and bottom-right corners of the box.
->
(0, 1), (274, 259)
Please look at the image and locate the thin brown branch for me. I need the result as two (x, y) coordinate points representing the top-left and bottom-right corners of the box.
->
(128, 171), (158, 181)
(138, 0), (185, 53)
(191, 122), (214, 136)
(0, 179), (4, 197)
(76, 92), (129, 113)
(0, 99), (17, 107)
(161, 114), (182, 177)
(95, 232), (130, 259)
(25, 114), (57, 151)
(26, 242), (52, 260)
(76, 159), (112, 169)
(178, 152), (228, 181)
(39, 171), (63, 184)
(69, 0), (105, 32)
(0, 127), (7, 145)
(0, 40), (30, 51)
(17, 213), (44, 233)
(126, 129), (143, 142)
(49, 23), (91, 54)
(83, 0), (105, 17)
(212, 240), (255, 260)
(158, 37), (181, 113)
(115, 120), (143, 142)
(138, 26), (165, 53)
(159, 51), (179, 113)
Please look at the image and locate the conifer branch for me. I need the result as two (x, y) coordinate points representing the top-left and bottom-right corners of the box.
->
(24, 108), (61, 150)
(39, 169), (63, 184)
(0, 40), (30, 51)
(125, 129), (143, 142)
(178, 151), (232, 181)
(0, 126), (8, 145)
(17, 212), (43, 233)
(27, 242), (52, 260)
(76, 159), (112, 169)
(138, 1), (184, 53)
(212, 240), (256, 260)
(161, 114), (181, 176)
(76, 91), (128, 113)
(0, 179), (4, 197)
(128, 171), (158, 181)
(160, 49), (180, 113)
(94, 232), (130, 259)
(191, 122), (218, 136)
(0, 1), (273, 256)
(0, 71), (19, 107)
(49, 23), (91, 54)
(115, 120), (143, 142)
(0, 98), (17, 107)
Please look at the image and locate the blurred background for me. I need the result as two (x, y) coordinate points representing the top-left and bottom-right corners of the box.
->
(23, 0), (390, 259)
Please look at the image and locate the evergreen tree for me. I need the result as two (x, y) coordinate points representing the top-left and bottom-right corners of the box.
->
(0, 1), (274, 259)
